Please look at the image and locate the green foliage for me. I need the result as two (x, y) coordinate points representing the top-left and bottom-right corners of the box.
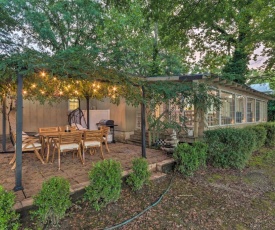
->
(0, 185), (19, 230)
(126, 158), (151, 191)
(244, 125), (267, 150)
(85, 159), (122, 211)
(31, 177), (71, 227)
(258, 122), (275, 147)
(204, 128), (255, 169)
(173, 141), (208, 176)
(268, 100), (275, 121)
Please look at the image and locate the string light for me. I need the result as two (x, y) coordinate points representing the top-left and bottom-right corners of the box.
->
(113, 86), (117, 91)
(41, 71), (46, 77)
(23, 90), (27, 95)
(31, 84), (36, 88)
(53, 77), (57, 81)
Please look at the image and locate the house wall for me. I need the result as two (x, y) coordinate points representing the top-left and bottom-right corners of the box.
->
(82, 98), (139, 141)
(202, 84), (269, 135)
(0, 99), (68, 136)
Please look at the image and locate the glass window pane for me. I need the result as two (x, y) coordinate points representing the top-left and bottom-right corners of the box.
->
(247, 98), (255, 122)
(236, 95), (244, 123)
(256, 100), (260, 122)
(68, 98), (79, 111)
(207, 89), (219, 126)
(221, 91), (235, 125)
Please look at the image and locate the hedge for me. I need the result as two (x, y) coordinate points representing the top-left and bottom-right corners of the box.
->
(204, 128), (256, 169)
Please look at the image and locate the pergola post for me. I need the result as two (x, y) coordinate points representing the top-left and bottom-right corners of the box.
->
(86, 96), (90, 129)
(14, 73), (23, 191)
(2, 95), (6, 152)
(141, 86), (146, 158)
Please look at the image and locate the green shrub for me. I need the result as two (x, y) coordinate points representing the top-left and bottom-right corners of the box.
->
(31, 177), (71, 227)
(173, 141), (207, 176)
(0, 185), (19, 230)
(193, 141), (208, 167)
(126, 158), (151, 191)
(258, 122), (275, 147)
(204, 128), (255, 169)
(244, 125), (266, 150)
(85, 159), (122, 211)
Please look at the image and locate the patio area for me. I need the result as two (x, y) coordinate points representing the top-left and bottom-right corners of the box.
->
(0, 141), (171, 203)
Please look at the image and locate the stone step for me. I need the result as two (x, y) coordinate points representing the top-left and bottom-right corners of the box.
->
(149, 171), (167, 181)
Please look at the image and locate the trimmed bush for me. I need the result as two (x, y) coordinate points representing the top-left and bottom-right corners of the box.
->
(204, 128), (255, 169)
(173, 141), (207, 176)
(127, 158), (151, 191)
(244, 125), (266, 150)
(0, 185), (19, 230)
(85, 159), (122, 211)
(193, 141), (208, 167)
(258, 122), (275, 147)
(31, 177), (71, 227)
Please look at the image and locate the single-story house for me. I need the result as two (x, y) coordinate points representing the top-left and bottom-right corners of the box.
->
(0, 75), (273, 144)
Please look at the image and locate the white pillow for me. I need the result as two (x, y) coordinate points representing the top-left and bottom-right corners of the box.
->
(76, 123), (87, 130)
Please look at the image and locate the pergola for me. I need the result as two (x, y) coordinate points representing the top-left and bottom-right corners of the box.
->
(0, 59), (147, 191)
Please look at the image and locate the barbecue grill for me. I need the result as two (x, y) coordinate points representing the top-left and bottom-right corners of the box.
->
(96, 119), (117, 143)
(97, 119), (114, 126)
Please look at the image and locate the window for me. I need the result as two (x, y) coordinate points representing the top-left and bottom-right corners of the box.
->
(207, 90), (219, 126)
(260, 101), (267, 122)
(247, 98), (255, 122)
(68, 98), (79, 111)
(256, 100), (260, 122)
(236, 95), (245, 123)
(221, 91), (235, 125)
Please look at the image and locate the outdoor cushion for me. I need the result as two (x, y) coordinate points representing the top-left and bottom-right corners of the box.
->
(72, 123), (87, 130)
(59, 143), (80, 151)
(15, 142), (41, 149)
(83, 141), (101, 147)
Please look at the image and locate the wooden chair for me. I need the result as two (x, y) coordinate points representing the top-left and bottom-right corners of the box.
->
(100, 126), (110, 153)
(39, 126), (59, 158)
(82, 130), (104, 163)
(9, 132), (44, 170)
(52, 132), (83, 170)
(58, 126), (77, 132)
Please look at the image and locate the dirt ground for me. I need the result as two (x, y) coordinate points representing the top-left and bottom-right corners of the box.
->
(20, 147), (275, 230)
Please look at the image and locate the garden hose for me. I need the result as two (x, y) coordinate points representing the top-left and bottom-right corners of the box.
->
(104, 175), (174, 230)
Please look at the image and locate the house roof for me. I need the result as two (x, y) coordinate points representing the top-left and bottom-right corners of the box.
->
(146, 75), (274, 100)
(250, 83), (274, 94)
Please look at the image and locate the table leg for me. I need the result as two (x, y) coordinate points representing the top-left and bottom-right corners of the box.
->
(46, 136), (50, 163)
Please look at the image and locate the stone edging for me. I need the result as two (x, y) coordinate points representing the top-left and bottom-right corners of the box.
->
(13, 158), (175, 212)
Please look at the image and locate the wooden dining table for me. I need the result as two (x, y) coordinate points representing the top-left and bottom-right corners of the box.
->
(39, 130), (84, 163)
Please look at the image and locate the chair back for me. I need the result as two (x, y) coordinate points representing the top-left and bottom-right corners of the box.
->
(39, 127), (59, 133)
(58, 126), (77, 132)
(58, 132), (82, 145)
(83, 130), (103, 142)
(100, 126), (109, 137)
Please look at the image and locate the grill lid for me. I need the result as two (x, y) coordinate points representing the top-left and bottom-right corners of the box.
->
(98, 119), (114, 126)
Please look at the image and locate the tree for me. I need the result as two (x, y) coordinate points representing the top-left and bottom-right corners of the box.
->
(161, 0), (275, 83)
